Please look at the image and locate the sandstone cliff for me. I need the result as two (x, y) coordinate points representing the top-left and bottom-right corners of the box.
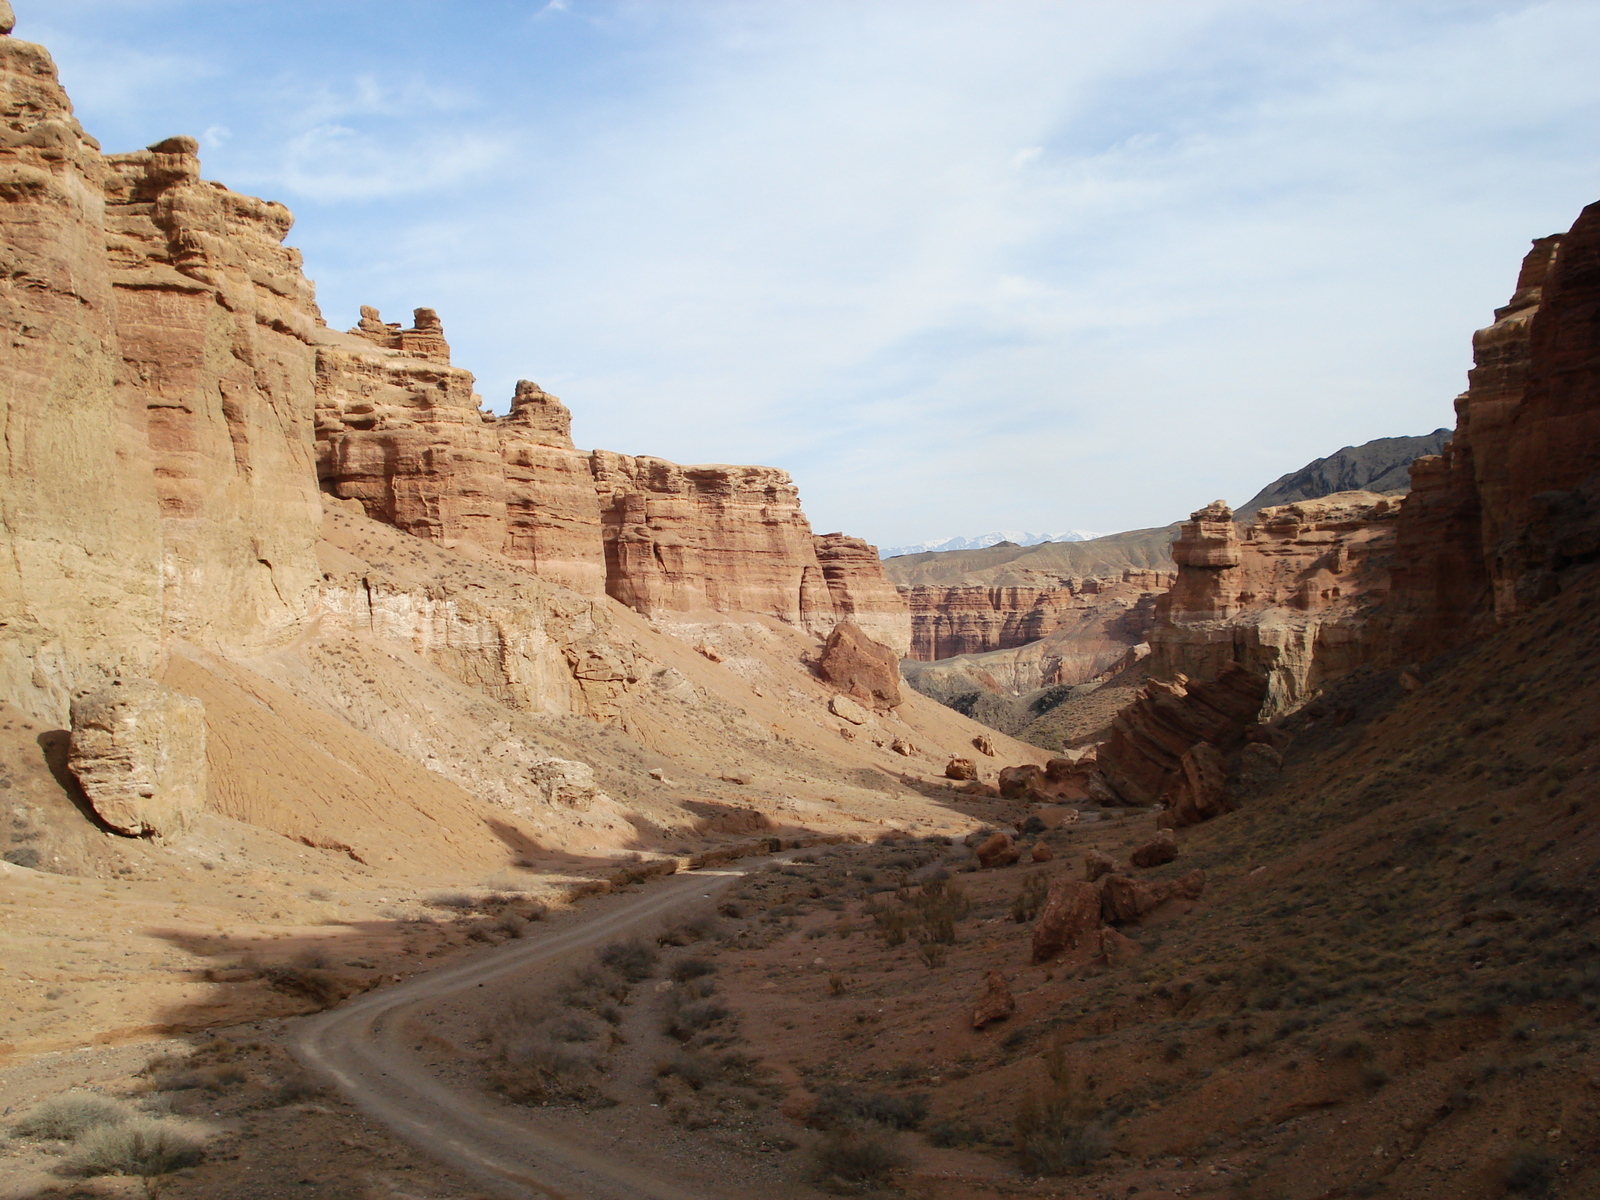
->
(314, 310), (909, 652)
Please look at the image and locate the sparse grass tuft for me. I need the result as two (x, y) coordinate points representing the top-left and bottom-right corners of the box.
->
(808, 1127), (907, 1194)
(13, 1095), (130, 1141)
(64, 1117), (205, 1178)
(599, 938), (658, 983)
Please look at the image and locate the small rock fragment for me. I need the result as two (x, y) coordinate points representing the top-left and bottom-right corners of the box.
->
(1030, 841), (1054, 863)
(1083, 848), (1115, 882)
(971, 970), (1016, 1029)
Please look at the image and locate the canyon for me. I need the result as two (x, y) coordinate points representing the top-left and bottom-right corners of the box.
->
(3, 7), (1600, 1200)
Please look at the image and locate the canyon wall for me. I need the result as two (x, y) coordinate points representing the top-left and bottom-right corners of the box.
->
(1146, 213), (1600, 721)
(903, 570), (1172, 663)
(0, 36), (321, 725)
(315, 308), (911, 655)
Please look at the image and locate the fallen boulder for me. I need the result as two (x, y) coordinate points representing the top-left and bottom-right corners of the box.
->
(1030, 841), (1054, 863)
(1161, 741), (1231, 827)
(971, 970), (1016, 1029)
(944, 757), (977, 781)
(975, 831), (1020, 869)
(68, 680), (207, 839)
(1130, 829), (1178, 869)
(1083, 848), (1115, 882)
(1031, 877), (1103, 963)
(817, 621), (903, 709)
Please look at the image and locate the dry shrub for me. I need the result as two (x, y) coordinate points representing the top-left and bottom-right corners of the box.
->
(1011, 869), (1050, 923)
(808, 1127), (907, 1194)
(811, 1084), (928, 1131)
(64, 1117), (205, 1178)
(262, 964), (344, 1008)
(598, 938), (658, 983)
(671, 956), (717, 983)
(488, 1037), (613, 1107)
(12, 1095), (130, 1141)
(1014, 1045), (1110, 1176)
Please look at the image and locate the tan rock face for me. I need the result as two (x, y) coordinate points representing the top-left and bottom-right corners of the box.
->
(67, 680), (206, 838)
(902, 571), (1172, 676)
(813, 533), (912, 657)
(0, 38), (322, 724)
(816, 621), (903, 710)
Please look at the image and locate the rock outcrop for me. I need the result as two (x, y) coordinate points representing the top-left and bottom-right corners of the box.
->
(813, 533), (913, 657)
(971, 970), (1016, 1029)
(67, 681), (206, 838)
(1149, 494), (1399, 716)
(1094, 663), (1267, 806)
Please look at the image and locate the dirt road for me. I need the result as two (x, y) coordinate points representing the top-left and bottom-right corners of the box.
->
(292, 866), (755, 1200)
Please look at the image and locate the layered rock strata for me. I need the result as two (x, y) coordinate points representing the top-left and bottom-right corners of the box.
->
(314, 312), (909, 646)
(903, 570), (1172, 662)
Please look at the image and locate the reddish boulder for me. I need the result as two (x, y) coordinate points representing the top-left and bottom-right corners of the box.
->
(975, 832), (1020, 869)
(945, 757), (977, 781)
(998, 764), (1045, 799)
(971, 970), (1016, 1029)
(1161, 741), (1230, 827)
(1031, 878), (1103, 964)
(1100, 868), (1206, 923)
(1098, 927), (1142, 968)
(1130, 829), (1178, 869)
(1030, 841), (1054, 863)
(974, 734), (997, 757)
(961, 781), (1000, 798)
(1083, 848), (1115, 882)
(817, 621), (903, 710)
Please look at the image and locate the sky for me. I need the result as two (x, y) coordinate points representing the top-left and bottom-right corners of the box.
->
(27, 0), (1600, 546)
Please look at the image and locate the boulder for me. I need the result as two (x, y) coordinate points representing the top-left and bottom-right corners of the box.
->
(1030, 841), (1054, 863)
(1098, 927), (1142, 968)
(1130, 829), (1178, 869)
(1083, 848), (1115, 882)
(962, 781), (1000, 798)
(973, 734), (997, 757)
(1017, 814), (1047, 837)
(817, 621), (903, 710)
(998, 764), (1045, 799)
(829, 694), (872, 725)
(944, 757), (977, 781)
(1161, 741), (1231, 827)
(971, 970), (1016, 1029)
(68, 681), (207, 839)
(890, 737), (915, 757)
(975, 832), (1020, 869)
(1099, 869), (1206, 923)
(1031, 878), (1103, 964)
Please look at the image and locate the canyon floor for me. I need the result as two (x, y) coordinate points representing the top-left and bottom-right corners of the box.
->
(5, 565), (1599, 1199)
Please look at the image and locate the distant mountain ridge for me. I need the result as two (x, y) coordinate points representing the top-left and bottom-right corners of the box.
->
(880, 529), (1103, 559)
(1236, 428), (1451, 517)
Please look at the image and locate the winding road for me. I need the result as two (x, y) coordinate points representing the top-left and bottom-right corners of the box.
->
(291, 865), (758, 1200)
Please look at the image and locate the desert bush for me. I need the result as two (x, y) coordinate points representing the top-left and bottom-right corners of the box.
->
(428, 891), (477, 909)
(1013, 1046), (1109, 1176)
(261, 1068), (324, 1107)
(489, 1037), (612, 1107)
(1504, 1147), (1557, 1196)
(926, 1119), (984, 1147)
(917, 942), (948, 969)
(1011, 870), (1050, 923)
(809, 1128), (907, 1194)
(812, 1085), (928, 1131)
(599, 938), (658, 983)
(664, 998), (730, 1042)
(13, 1095), (130, 1140)
(262, 964), (344, 1008)
(671, 957), (717, 983)
(64, 1117), (205, 1177)
(495, 912), (528, 938)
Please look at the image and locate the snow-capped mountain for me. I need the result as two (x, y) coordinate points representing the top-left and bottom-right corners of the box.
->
(878, 530), (1105, 559)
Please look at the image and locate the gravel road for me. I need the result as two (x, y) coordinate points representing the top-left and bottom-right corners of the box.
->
(291, 866), (755, 1200)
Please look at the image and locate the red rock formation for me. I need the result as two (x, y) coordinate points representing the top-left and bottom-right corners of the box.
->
(1150, 494), (1399, 715)
(1094, 663), (1267, 806)
(497, 381), (607, 595)
(1031, 877), (1102, 963)
(971, 970), (1016, 1029)
(0, 33), (322, 721)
